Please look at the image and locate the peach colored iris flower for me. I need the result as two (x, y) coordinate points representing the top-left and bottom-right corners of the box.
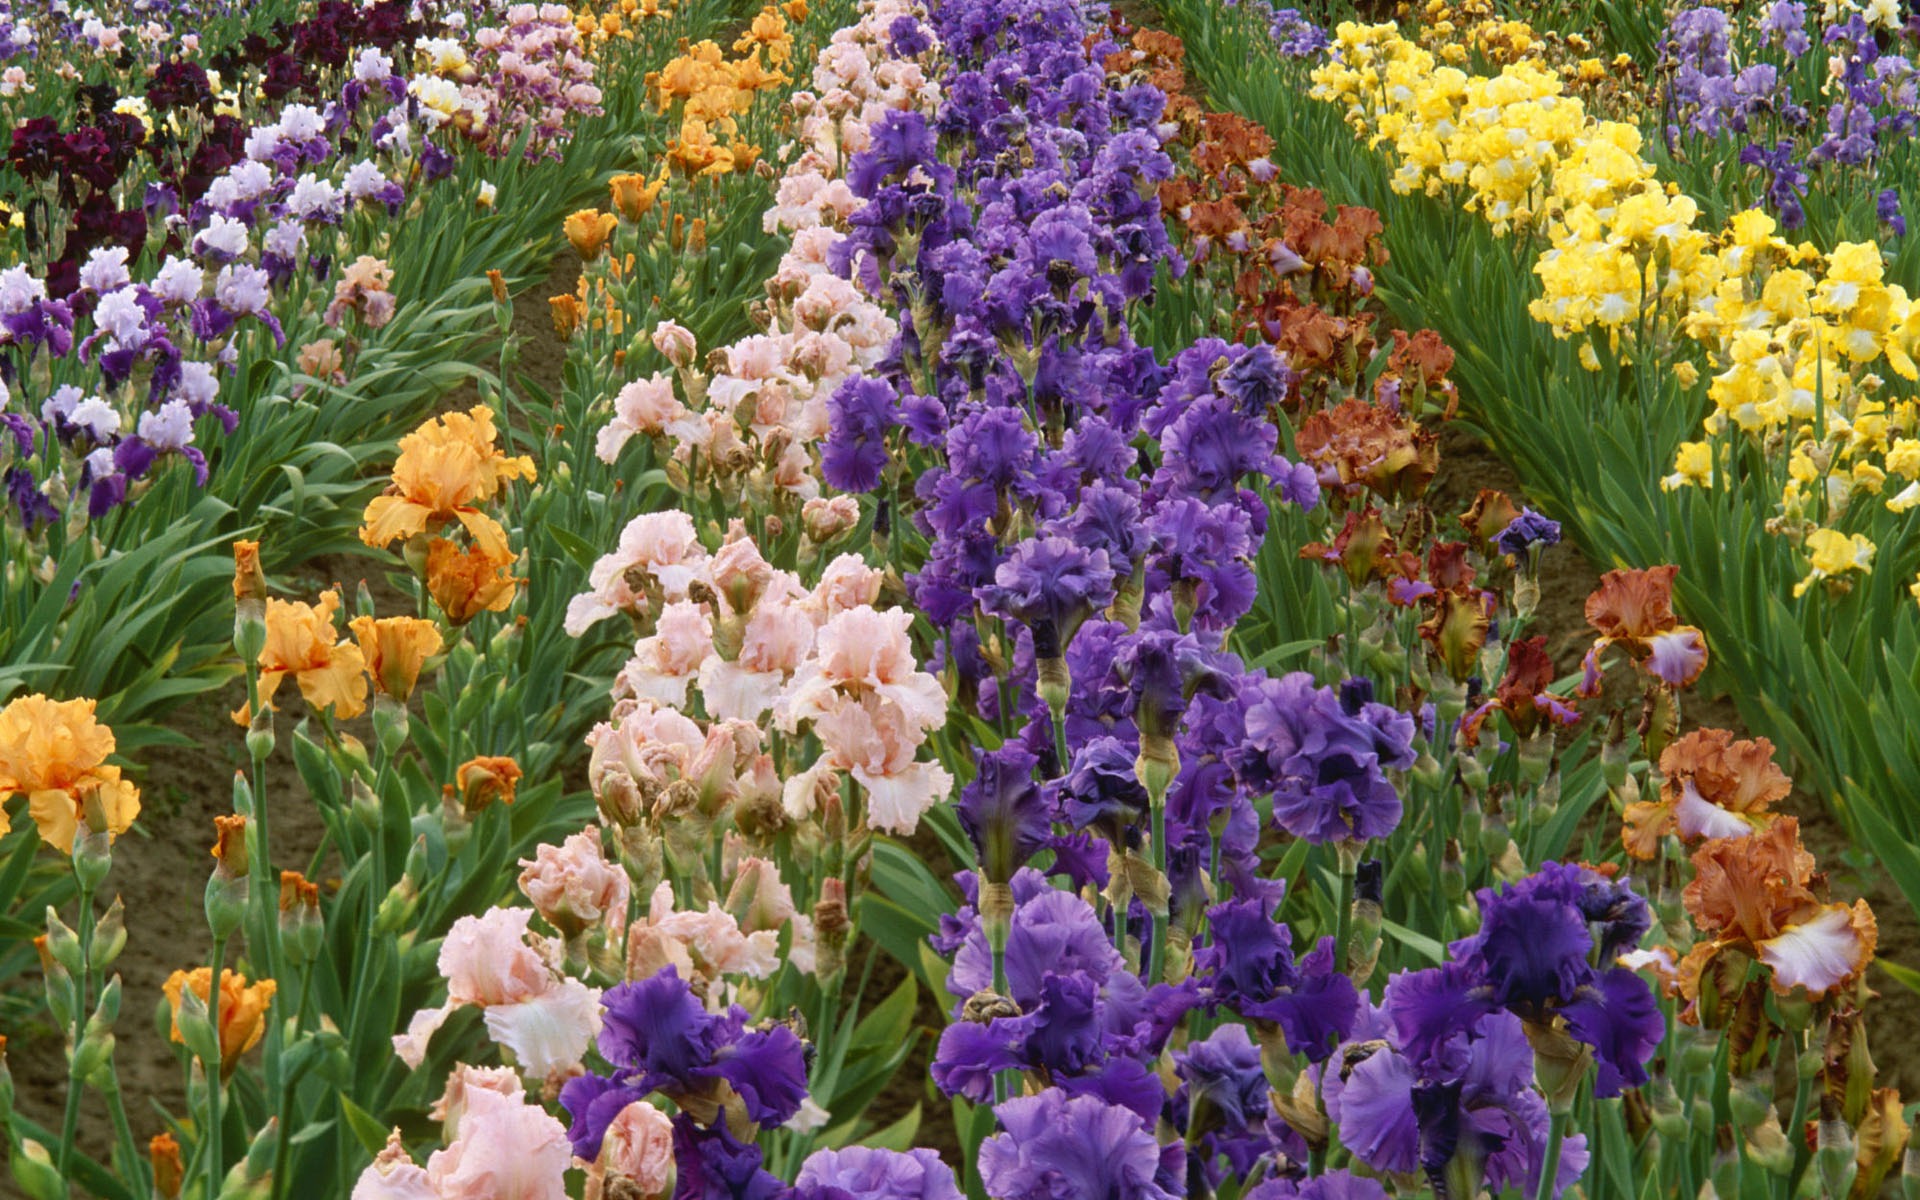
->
(163, 967), (277, 1077)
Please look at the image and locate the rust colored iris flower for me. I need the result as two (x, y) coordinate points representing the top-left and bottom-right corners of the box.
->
(1578, 565), (1708, 696)
(1622, 728), (1790, 859)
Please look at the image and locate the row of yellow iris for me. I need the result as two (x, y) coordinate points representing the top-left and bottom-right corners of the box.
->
(1311, 18), (1920, 600)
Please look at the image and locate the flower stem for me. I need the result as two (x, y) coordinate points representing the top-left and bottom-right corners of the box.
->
(206, 934), (229, 1200)
(54, 880), (94, 1183)
(1332, 849), (1357, 973)
(1535, 1109), (1567, 1200)
(1147, 798), (1167, 986)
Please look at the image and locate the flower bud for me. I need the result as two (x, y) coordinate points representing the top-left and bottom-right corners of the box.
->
(371, 694), (411, 757)
(71, 985), (119, 1084)
(10, 1139), (65, 1200)
(71, 822), (113, 891)
(350, 775), (382, 832)
(233, 540), (268, 659)
(43, 908), (83, 976)
(373, 876), (418, 936)
(1522, 1018), (1592, 1115)
(1818, 1101), (1859, 1199)
(1347, 859), (1384, 986)
(1743, 1111), (1793, 1176)
(92, 896), (127, 972)
(813, 877), (850, 984)
(172, 984), (220, 1069)
(211, 813), (250, 880)
(1647, 1077), (1687, 1138)
(245, 706), (275, 763)
(279, 871), (324, 964)
(1411, 751), (1444, 790)
(651, 319), (697, 367)
(1600, 711), (1632, 789)
(1727, 1073), (1772, 1130)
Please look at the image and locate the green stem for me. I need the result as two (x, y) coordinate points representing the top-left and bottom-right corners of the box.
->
(206, 934), (229, 1200)
(1147, 799), (1168, 986)
(269, 968), (314, 1200)
(54, 880), (94, 1183)
(101, 1075), (143, 1191)
(1332, 851), (1356, 973)
(1783, 1032), (1813, 1196)
(1535, 1110), (1567, 1200)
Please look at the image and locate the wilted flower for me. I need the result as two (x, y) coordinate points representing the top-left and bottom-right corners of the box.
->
(163, 967), (277, 1077)
(1461, 637), (1578, 747)
(457, 755), (523, 812)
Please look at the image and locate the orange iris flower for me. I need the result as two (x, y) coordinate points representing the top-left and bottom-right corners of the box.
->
(426, 539), (522, 625)
(359, 406), (535, 560)
(235, 589), (369, 724)
(349, 615), (445, 701)
(0, 695), (141, 854)
(1679, 817), (1877, 1008)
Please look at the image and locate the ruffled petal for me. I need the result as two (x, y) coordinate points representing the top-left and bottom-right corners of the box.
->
(1758, 901), (1876, 997)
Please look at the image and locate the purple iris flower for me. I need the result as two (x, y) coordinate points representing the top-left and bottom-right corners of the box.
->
(1385, 864), (1662, 1098)
(957, 741), (1052, 883)
(1328, 1001), (1590, 1199)
(1197, 896), (1360, 1062)
(558, 967), (808, 1160)
(978, 535), (1116, 654)
(1495, 509), (1562, 558)
(1245, 1170), (1388, 1200)
(822, 375), (900, 493)
(977, 1089), (1179, 1200)
(1234, 671), (1414, 844)
(796, 1146), (962, 1200)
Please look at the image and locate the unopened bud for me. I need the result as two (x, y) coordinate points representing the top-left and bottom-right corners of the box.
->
(92, 897), (127, 971)
(246, 705), (275, 762)
(151, 1133), (185, 1199)
(43, 910), (82, 976)
(11, 1139), (65, 1200)
(1817, 1101), (1858, 1199)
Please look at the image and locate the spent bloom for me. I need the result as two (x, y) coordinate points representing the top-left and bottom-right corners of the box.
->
(163, 967), (277, 1078)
